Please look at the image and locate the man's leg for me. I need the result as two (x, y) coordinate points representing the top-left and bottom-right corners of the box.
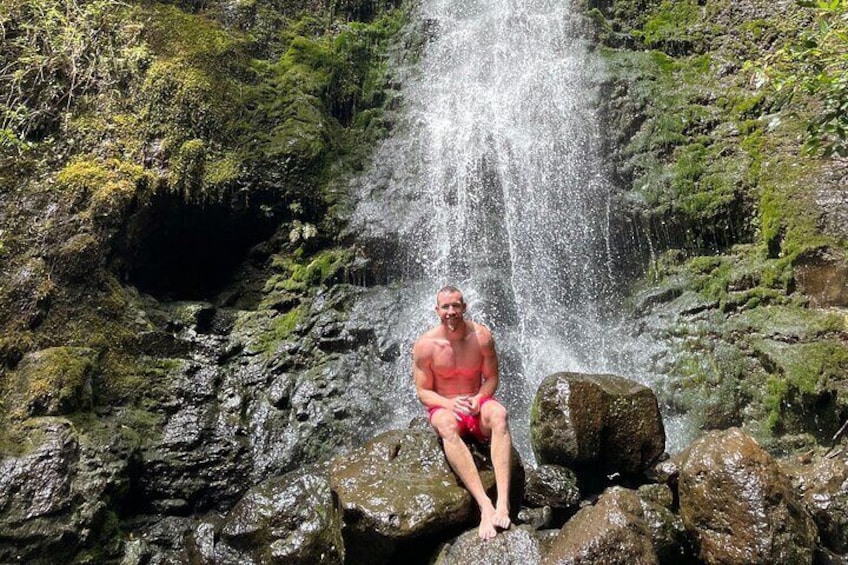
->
(480, 400), (511, 530)
(430, 409), (498, 540)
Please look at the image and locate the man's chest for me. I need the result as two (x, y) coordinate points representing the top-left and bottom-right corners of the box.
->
(431, 341), (482, 372)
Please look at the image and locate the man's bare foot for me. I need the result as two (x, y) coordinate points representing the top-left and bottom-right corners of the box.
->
(493, 506), (511, 530)
(478, 509), (497, 540)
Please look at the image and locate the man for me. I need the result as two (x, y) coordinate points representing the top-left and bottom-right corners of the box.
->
(413, 285), (512, 540)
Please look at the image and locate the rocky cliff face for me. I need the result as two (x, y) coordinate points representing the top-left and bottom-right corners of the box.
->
(591, 0), (848, 450)
(1, 0), (847, 562)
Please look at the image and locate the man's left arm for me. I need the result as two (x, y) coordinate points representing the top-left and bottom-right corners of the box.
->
(472, 326), (499, 412)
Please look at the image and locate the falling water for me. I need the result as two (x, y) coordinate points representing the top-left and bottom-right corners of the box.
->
(351, 0), (683, 459)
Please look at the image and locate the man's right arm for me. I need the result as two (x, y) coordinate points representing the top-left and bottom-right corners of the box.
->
(413, 339), (440, 408)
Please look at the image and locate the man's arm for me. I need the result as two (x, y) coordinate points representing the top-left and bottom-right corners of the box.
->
(413, 339), (449, 410)
(474, 325), (499, 405)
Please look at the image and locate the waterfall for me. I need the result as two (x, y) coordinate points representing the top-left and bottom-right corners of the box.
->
(351, 0), (682, 459)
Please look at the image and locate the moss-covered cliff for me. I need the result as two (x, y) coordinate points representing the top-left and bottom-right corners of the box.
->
(590, 0), (848, 447)
(0, 0), (407, 560)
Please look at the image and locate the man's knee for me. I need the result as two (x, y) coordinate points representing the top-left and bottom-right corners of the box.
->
(482, 401), (508, 432)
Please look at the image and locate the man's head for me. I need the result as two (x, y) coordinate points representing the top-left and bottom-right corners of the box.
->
(435, 286), (466, 332)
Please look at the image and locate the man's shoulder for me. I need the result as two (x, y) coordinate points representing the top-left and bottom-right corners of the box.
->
(469, 320), (492, 337)
(413, 327), (442, 352)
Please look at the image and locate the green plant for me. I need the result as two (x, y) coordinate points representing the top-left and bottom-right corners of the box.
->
(0, 0), (142, 149)
(759, 0), (848, 157)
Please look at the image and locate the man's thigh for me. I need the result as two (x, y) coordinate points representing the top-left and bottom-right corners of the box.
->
(430, 407), (463, 438)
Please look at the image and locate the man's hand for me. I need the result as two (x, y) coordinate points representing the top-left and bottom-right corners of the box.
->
(467, 395), (482, 416)
(451, 396), (474, 417)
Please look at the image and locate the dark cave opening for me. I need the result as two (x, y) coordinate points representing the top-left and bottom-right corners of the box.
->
(113, 192), (280, 301)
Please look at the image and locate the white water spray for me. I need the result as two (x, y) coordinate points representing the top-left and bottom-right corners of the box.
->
(352, 0), (677, 458)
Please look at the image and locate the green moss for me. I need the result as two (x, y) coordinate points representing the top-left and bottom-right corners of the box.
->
(0, 419), (48, 457)
(663, 343), (752, 430)
(729, 305), (845, 340)
(269, 247), (353, 293)
(756, 339), (848, 433)
(634, 0), (718, 51)
(10, 347), (98, 418)
(57, 157), (152, 214)
(203, 151), (243, 187)
(169, 138), (207, 198)
(139, 58), (234, 143)
(248, 303), (309, 355)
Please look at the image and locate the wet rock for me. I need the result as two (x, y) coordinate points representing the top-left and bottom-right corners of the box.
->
(789, 451), (848, 554)
(0, 419), (131, 562)
(329, 427), (523, 563)
(433, 527), (543, 564)
(636, 485), (694, 564)
(329, 428), (472, 562)
(517, 505), (554, 530)
(138, 360), (252, 512)
(543, 486), (658, 565)
(524, 464), (581, 510)
(219, 467), (344, 564)
(793, 246), (848, 307)
(678, 428), (817, 564)
(530, 372), (665, 479)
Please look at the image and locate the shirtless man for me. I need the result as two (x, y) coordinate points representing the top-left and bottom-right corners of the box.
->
(413, 286), (512, 540)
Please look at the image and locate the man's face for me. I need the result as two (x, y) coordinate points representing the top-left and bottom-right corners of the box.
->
(435, 291), (466, 332)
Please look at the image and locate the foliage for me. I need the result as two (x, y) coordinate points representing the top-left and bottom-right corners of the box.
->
(0, 0), (144, 150)
(759, 0), (848, 157)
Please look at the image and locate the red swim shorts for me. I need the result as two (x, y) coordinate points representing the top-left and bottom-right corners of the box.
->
(428, 396), (495, 443)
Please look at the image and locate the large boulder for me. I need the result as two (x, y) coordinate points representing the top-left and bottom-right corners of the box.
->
(433, 527), (543, 564)
(328, 427), (523, 563)
(678, 428), (817, 564)
(218, 467), (344, 564)
(543, 486), (659, 565)
(530, 372), (665, 478)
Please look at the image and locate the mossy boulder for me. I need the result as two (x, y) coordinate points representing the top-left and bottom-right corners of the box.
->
(11, 347), (98, 418)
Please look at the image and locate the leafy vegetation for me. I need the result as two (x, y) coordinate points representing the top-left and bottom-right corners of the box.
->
(759, 0), (848, 157)
(0, 0), (142, 150)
